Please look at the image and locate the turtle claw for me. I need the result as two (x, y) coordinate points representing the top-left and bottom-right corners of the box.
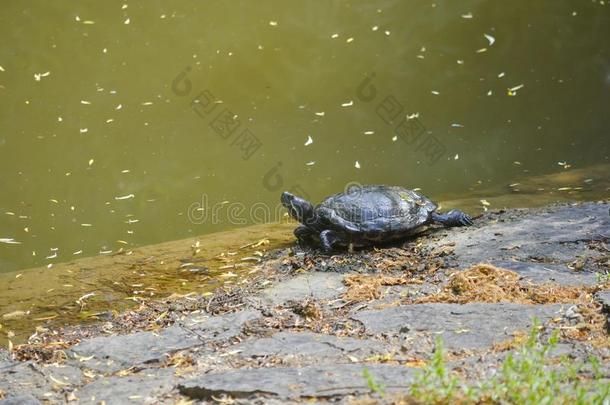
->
(452, 210), (473, 226)
(433, 210), (473, 227)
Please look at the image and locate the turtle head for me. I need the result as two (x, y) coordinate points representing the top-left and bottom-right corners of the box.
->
(281, 192), (316, 225)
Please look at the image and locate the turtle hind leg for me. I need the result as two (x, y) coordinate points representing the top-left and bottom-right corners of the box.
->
(319, 229), (341, 254)
(431, 209), (473, 227)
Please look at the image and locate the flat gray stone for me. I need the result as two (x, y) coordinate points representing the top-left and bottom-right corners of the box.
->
(595, 290), (610, 310)
(0, 395), (40, 405)
(179, 363), (414, 399)
(595, 290), (610, 332)
(431, 203), (609, 285)
(258, 272), (345, 306)
(76, 368), (177, 405)
(236, 331), (388, 361)
(0, 362), (61, 403)
(69, 325), (201, 372)
(352, 303), (562, 350)
(182, 309), (260, 341)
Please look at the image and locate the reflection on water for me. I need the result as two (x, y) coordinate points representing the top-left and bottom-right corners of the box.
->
(0, 3), (608, 271)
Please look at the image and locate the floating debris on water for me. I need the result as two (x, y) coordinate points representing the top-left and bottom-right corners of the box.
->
(484, 33), (496, 46)
(304, 135), (313, 146)
(355, 161), (361, 169)
(33, 72), (50, 81)
(0, 238), (21, 245)
(507, 83), (524, 96)
(461, 12), (473, 19)
(115, 194), (135, 200)
(341, 100), (354, 107)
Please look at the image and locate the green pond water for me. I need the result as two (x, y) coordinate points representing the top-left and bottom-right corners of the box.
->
(1, 0), (609, 275)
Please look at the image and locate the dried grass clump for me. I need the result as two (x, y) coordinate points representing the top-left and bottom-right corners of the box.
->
(416, 264), (592, 305)
(343, 275), (422, 302)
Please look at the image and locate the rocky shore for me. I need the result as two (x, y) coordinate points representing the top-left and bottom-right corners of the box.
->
(1, 201), (609, 404)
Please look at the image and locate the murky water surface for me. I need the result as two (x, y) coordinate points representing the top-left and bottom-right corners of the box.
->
(0, 1), (608, 342)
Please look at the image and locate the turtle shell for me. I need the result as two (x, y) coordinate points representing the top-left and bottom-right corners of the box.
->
(315, 185), (437, 235)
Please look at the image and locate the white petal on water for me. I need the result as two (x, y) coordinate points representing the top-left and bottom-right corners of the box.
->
(451, 123), (464, 128)
(498, 72), (506, 78)
(116, 104), (122, 110)
(476, 48), (487, 53)
(121, 169), (130, 173)
(454, 154), (459, 160)
(392, 136), (398, 141)
(141, 101), (153, 106)
(384, 30), (391, 36)
(80, 100), (91, 105)
(487, 90), (493, 96)
(509, 84), (524, 92)
(372, 26), (379, 31)
(124, 18), (131, 24)
(457, 60), (464, 64)
(354, 161), (361, 169)
(106, 118), (114, 123)
(0, 238), (21, 244)
(364, 130), (375, 135)
(484, 33), (496, 46)
(431, 90), (440, 95)
(461, 12), (473, 19)
(269, 21), (278, 26)
(79, 128), (88, 133)
(88, 159), (94, 166)
(407, 112), (419, 120)
(33, 71), (50, 81)
(315, 112), (325, 116)
(346, 37), (354, 43)
(103, 48), (108, 53)
(341, 100), (354, 107)
(0, 65), (5, 72)
(304, 135), (313, 146)
(331, 33), (339, 38)
(306, 161), (316, 166)
(115, 194), (135, 200)
(81, 224), (92, 227)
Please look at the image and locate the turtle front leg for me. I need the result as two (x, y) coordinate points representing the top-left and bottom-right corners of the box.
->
(294, 225), (315, 245)
(319, 229), (341, 253)
(431, 210), (473, 227)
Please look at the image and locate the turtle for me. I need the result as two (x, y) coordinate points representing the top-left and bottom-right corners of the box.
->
(281, 185), (473, 253)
